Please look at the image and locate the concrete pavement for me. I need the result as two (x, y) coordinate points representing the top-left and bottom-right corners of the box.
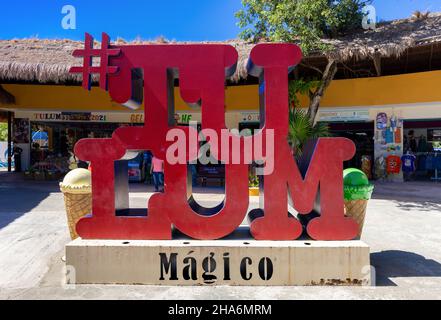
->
(1, 172), (441, 299)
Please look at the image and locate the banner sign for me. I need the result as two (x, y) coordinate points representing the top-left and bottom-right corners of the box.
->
(32, 112), (107, 122)
(15, 111), (202, 125)
(319, 109), (370, 122)
(241, 112), (260, 123)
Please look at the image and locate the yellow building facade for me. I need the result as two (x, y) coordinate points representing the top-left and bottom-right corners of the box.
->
(3, 69), (441, 179)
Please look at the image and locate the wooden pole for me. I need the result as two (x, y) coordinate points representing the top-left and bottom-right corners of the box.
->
(7, 111), (12, 172)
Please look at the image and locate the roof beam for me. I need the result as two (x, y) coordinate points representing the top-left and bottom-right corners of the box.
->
(0, 85), (15, 105)
(372, 52), (382, 77)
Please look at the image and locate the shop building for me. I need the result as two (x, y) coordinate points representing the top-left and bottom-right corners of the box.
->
(1, 14), (441, 182)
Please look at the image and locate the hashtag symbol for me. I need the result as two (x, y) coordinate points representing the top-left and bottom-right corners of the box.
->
(70, 32), (121, 91)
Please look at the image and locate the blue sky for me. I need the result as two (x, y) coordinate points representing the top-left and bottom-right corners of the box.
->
(0, 0), (440, 41)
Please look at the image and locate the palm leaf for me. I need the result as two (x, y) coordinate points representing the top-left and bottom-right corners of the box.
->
(288, 108), (330, 156)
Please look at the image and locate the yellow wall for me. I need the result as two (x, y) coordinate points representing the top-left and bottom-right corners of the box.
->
(2, 84), (129, 112)
(317, 70), (441, 108)
(3, 69), (441, 112)
(1, 84), (259, 112)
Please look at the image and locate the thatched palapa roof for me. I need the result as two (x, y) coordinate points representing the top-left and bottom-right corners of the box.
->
(325, 12), (441, 61)
(0, 12), (440, 84)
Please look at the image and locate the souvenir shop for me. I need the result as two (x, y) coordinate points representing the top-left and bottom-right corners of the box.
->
(327, 121), (375, 178)
(317, 106), (441, 183)
(403, 120), (441, 181)
(373, 112), (406, 182)
(318, 109), (375, 179)
(12, 111), (139, 175)
(30, 121), (124, 167)
(373, 108), (441, 183)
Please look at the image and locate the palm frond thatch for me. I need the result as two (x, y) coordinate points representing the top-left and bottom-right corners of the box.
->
(288, 108), (330, 156)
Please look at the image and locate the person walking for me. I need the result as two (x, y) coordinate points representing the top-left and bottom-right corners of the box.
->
(143, 151), (153, 184)
(150, 154), (164, 192)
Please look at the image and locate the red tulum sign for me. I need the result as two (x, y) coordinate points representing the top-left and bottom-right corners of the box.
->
(70, 33), (358, 241)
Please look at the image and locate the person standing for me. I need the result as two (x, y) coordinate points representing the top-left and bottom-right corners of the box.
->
(59, 132), (69, 157)
(408, 130), (417, 152)
(13, 145), (23, 172)
(150, 154), (164, 192)
(143, 151), (152, 184)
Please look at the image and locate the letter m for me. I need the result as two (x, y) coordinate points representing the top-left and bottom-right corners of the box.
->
(159, 253), (178, 280)
(250, 137), (359, 241)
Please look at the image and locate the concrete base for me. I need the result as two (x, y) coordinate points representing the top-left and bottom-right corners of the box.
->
(65, 239), (371, 286)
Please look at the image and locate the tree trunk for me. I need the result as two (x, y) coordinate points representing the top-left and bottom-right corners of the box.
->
(307, 59), (338, 124)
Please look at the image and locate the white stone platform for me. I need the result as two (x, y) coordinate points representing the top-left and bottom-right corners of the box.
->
(65, 239), (371, 286)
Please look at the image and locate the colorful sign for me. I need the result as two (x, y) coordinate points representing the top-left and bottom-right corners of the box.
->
(0, 142), (9, 168)
(319, 109), (370, 122)
(70, 33), (358, 241)
(177, 113), (195, 124)
(13, 118), (30, 144)
(241, 112), (260, 123)
(376, 112), (388, 130)
(16, 111), (201, 126)
(32, 112), (108, 122)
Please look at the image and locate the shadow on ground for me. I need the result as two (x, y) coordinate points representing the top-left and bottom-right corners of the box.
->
(392, 201), (441, 212)
(0, 172), (60, 230)
(129, 183), (226, 195)
(371, 181), (441, 213)
(371, 250), (441, 286)
(372, 181), (441, 202)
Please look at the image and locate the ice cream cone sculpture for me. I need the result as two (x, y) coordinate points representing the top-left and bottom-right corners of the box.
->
(60, 168), (92, 240)
(343, 168), (374, 238)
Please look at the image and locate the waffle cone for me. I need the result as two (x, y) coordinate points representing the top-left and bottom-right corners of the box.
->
(344, 199), (368, 237)
(63, 192), (91, 240)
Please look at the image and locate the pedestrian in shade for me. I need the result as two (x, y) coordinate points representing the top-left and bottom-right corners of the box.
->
(150, 153), (164, 192)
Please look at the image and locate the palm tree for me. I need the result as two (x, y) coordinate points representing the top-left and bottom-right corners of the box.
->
(288, 99), (330, 156)
(249, 80), (330, 187)
(288, 79), (331, 156)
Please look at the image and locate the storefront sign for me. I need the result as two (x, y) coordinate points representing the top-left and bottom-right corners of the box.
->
(17, 110), (139, 124)
(70, 33), (358, 242)
(32, 112), (108, 122)
(16, 111), (200, 125)
(319, 109), (370, 122)
(241, 112), (260, 123)
(130, 114), (144, 123)
(177, 113), (197, 124)
(131, 113), (199, 124)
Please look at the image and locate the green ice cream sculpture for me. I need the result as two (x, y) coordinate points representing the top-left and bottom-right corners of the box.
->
(343, 168), (374, 237)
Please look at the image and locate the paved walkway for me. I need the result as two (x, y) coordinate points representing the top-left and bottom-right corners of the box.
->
(0, 172), (441, 299)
